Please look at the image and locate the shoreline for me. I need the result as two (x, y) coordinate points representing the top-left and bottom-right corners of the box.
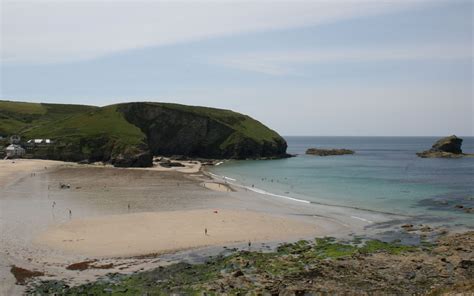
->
(204, 169), (416, 219)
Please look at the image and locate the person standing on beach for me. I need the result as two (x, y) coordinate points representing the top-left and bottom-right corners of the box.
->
(128, 203), (130, 212)
(205, 228), (208, 235)
(52, 201), (56, 209)
(68, 209), (72, 219)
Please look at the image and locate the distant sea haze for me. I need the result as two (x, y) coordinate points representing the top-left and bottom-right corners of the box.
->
(210, 136), (474, 228)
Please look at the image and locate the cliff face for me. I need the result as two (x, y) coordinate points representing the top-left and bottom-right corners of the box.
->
(118, 103), (288, 160)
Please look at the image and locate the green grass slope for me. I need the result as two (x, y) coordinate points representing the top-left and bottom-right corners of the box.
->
(0, 100), (97, 136)
(1, 100), (288, 165)
(24, 105), (145, 146)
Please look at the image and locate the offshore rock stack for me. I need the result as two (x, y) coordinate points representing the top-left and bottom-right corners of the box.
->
(417, 135), (471, 158)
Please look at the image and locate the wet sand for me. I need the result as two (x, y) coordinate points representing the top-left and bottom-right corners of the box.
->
(36, 209), (321, 257)
(0, 160), (400, 295)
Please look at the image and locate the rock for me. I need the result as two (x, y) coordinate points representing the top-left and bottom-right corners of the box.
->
(458, 260), (473, 270)
(66, 260), (97, 271)
(159, 161), (185, 168)
(306, 148), (354, 156)
(232, 270), (244, 277)
(10, 265), (44, 285)
(431, 135), (463, 153)
(405, 271), (416, 280)
(112, 151), (153, 168)
(416, 135), (469, 158)
(419, 226), (433, 232)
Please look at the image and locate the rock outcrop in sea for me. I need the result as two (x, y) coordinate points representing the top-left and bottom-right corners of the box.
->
(416, 135), (468, 158)
(306, 148), (354, 156)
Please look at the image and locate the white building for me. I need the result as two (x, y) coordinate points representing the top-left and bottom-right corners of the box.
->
(27, 139), (52, 144)
(5, 144), (26, 158)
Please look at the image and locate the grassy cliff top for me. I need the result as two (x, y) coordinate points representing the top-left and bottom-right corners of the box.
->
(0, 100), (97, 136)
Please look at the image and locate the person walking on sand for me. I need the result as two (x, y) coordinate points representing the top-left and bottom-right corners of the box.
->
(68, 209), (72, 219)
(52, 201), (56, 209)
(205, 228), (208, 235)
(128, 203), (130, 212)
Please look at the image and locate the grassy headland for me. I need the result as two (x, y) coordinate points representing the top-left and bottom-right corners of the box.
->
(0, 100), (288, 165)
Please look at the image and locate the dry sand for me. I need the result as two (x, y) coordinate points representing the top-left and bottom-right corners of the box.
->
(36, 209), (319, 257)
(0, 159), (69, 188)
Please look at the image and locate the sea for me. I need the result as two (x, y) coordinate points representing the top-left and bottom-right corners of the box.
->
(210, 137), (474, 228)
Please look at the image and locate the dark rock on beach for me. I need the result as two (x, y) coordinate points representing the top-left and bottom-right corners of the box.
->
(306, 148), (354, 156)
(112, 151), (153, 167)
(10, 266), (44, 285)
(416, 135), (471, 158)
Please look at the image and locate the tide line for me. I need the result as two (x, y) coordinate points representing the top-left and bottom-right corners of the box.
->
(208, 171), (310, 204)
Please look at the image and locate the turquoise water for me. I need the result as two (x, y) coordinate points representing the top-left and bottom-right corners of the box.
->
(211, 137), (474, 226)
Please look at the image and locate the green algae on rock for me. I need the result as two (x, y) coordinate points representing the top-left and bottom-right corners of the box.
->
(29, 232), (473, 295)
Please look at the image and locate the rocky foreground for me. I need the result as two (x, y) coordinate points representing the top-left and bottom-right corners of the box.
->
(29, 231), (473, 295)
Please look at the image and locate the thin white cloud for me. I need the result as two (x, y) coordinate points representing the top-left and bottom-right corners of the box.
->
(1, 0), (421, 64)
(213, 45), (474, 75)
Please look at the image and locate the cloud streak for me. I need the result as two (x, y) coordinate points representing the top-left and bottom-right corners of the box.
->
(1, 0), (421, 64)
(213, 44), (474, 75)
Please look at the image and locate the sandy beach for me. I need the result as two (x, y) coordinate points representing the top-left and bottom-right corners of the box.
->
(0, 159), (400, 295)
(36, 209), (321, 257)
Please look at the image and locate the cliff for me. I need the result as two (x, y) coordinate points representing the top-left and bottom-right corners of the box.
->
(0, 100), (288, 166)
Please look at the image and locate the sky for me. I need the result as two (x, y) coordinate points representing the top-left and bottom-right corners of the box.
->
(1, 0), (473, 136)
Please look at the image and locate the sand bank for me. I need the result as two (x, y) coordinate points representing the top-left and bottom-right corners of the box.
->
(36, 209), (319, 257)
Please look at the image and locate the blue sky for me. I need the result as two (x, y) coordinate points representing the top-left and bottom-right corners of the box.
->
(1, 0), (472, 136)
